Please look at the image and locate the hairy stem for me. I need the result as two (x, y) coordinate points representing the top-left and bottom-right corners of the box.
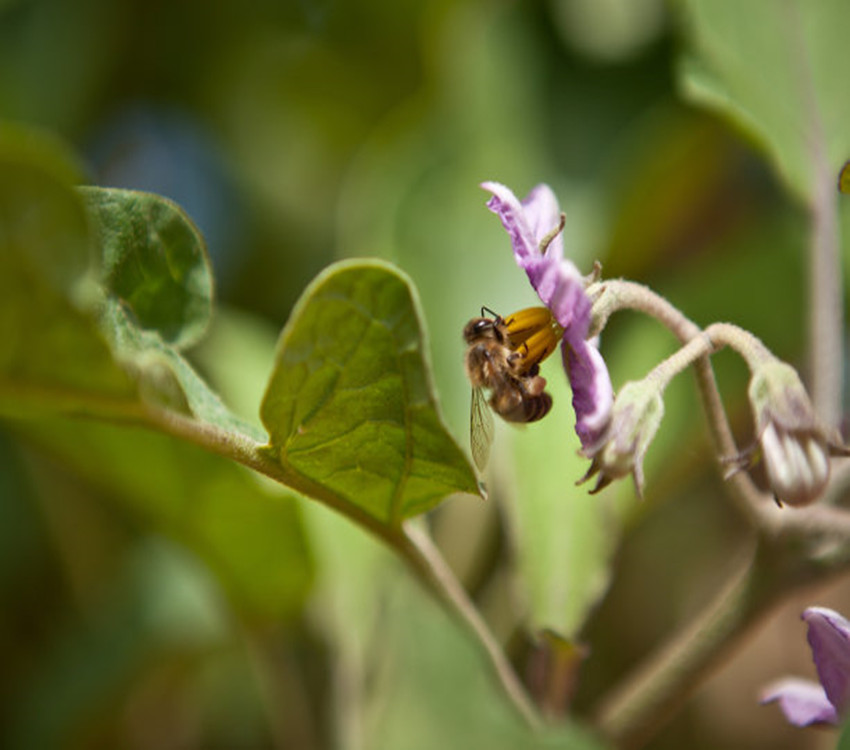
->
(589, 280), (769, 523)
(646, 323), (773, 392)
(704, 323), (774, 370)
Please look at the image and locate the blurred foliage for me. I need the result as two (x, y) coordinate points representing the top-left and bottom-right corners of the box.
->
(3, 0), (850, 749)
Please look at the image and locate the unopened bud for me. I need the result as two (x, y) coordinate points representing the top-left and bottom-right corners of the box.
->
(578, 380), (664, 496)
(746, 361), (847, 506)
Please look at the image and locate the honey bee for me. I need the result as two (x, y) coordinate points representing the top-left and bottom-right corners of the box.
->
(463, 306), (562, 470)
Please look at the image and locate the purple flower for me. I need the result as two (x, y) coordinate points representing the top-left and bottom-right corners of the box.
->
(761, 607), (850, 726)
(481, 181), (613, 448)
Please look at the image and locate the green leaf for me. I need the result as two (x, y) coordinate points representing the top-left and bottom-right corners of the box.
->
(80, 186), (213, 349)
(260, 259), (478, 525)
(677, 0), (850, 202)
(18, 415), (313, 622)
(5, 538), (230, 750)
(79, 186), (262, 439)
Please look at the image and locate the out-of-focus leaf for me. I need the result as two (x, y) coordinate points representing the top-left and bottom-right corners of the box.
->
(1, 135), (312, 622)
(677, 0), (850, 202)
(17, 416), (313, 622)
(190, 307), (278, 434)
(260, 260), (478, 525)
(301, 500), (608, 750)
(5, 538), (229, 750)
(0, 128), (135, 410)
(360, 563), (610, 750)
(503, 369), (634, 640)
(603, 110), (760, 278)
(79, 186), (261, 439)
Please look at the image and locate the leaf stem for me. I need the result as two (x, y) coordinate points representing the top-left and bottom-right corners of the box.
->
(400, 524), (543, 730)
(142, 405), (542, 730)
(142, 404), (415, 547)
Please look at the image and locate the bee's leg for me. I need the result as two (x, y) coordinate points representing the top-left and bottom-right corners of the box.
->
(506, 347), (525, 373)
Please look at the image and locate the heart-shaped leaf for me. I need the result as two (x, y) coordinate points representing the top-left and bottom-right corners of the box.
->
(261, 260), (478, 525)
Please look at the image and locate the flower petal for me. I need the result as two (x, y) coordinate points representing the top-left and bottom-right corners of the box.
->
(564, 339), (613, 448)
(760, 677), (839, 726)
(482, 181), (614, 448)
(481, 181), (541, 262)
(804, 606), (850, 715)
(481, 181), (589, 333)
(520, 184), (564, 260)
(481, 180), (563, 260)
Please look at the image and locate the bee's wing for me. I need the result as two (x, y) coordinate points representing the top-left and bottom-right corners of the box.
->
(470, 387), (495, 472)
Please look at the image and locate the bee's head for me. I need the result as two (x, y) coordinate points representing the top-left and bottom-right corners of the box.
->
(463, 316), (503, 344)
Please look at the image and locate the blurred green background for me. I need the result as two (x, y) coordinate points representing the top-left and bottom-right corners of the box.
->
(3, 0), (850, 748)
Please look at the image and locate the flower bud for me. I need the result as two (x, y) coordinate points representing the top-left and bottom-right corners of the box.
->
(578, 380), (664, 496)
(747, 361), (845, 506)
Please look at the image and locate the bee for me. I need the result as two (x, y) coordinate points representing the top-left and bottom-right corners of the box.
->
(463, 306), (562, 470)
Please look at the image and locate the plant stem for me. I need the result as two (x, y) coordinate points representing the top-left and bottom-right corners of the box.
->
(783, 1), (845, 427)
(595, 516), (850, 750)
(594, 545), (764, 749)
(401, 524), (543, 730)
(809, 160), (844, 426)
(588, 280), (770, 523)
(646, 323), (773, 392)
(143, 404), (542, 731)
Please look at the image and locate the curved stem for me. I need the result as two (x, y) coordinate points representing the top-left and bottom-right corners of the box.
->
(589, 280), (771, 524)
(703, 323), (774, 370)
(645, 331), (715, 390)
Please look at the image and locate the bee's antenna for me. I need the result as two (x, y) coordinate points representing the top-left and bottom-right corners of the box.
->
(481, 305), (499, 319)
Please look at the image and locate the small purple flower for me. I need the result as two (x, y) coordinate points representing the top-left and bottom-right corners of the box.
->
(481, 181), (613, 448)
(761, 607), (850, 726)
